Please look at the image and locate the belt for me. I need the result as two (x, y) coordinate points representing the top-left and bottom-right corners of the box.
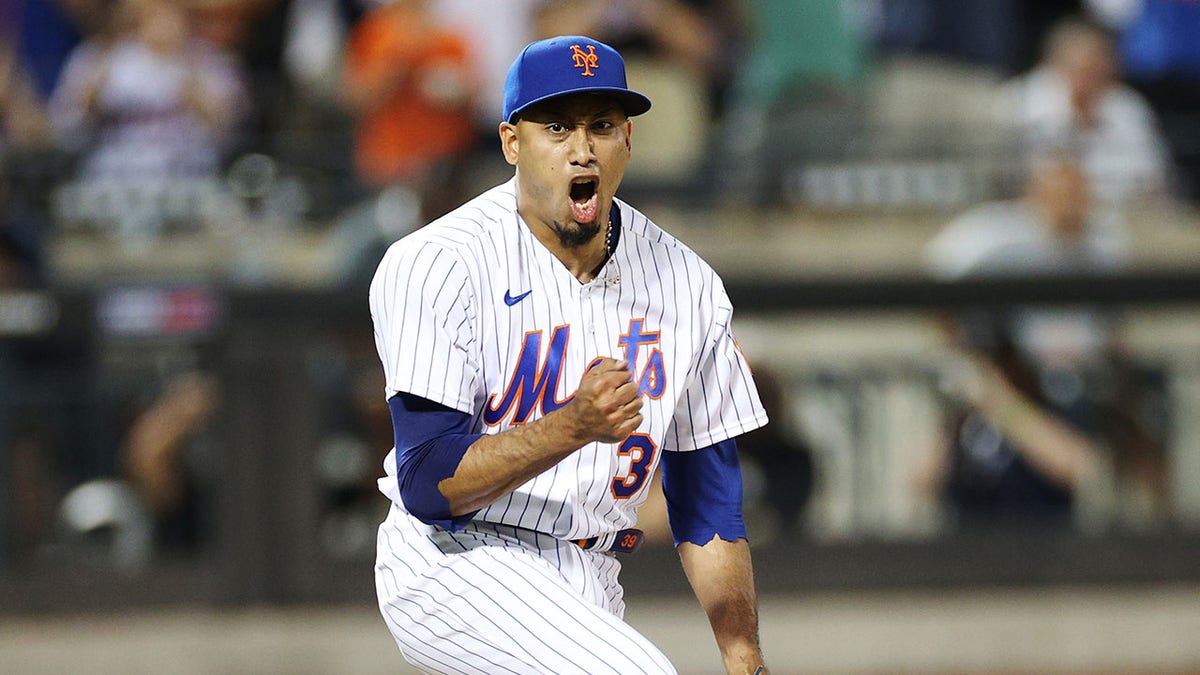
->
(577, 528), (644, 554)
(478, 522), (645, 555)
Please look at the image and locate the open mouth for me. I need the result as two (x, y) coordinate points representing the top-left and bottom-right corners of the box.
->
(569, 177), (599, 224)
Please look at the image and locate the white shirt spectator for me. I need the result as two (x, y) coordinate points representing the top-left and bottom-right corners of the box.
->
(999, 66), (1169, 204)
(926, 197), (1129, 280)
(51, 36), (245, 181)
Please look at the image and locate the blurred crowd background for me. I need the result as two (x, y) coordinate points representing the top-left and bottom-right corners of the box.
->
(3, 0), (1200, 672)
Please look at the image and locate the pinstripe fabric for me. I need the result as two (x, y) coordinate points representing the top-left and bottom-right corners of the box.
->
(368, 179), (767, 672)
(376, 505), (676, 674)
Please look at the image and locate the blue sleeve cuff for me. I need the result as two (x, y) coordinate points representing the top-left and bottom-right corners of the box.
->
(389, 393), (481, 531)
(660, 438), (747, 547)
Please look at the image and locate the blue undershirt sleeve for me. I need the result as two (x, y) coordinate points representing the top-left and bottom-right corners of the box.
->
(388, 392), (482, 531)
(659, 437), (748, 547)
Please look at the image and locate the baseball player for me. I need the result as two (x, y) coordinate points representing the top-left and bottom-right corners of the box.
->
(370, 35), (771, 675)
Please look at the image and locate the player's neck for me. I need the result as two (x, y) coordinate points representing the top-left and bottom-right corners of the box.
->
(519, 212), (611, 284)
(544, 234), (609, 283)
(561, 239), (608, 283)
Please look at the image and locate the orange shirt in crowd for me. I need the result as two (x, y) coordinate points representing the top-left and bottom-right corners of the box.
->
(343, 4), (475, 187)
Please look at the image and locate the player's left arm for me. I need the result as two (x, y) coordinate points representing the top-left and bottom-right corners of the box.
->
(679, 535), (766, 675)
(663, 440), (768, 675)
(665, 270), (769, 673)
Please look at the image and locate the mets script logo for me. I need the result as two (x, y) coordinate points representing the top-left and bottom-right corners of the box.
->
(483, 319), (666, 427)
(570, 44), (599, 77)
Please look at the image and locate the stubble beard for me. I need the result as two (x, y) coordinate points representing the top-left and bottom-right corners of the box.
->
(553, 218), (602, 249)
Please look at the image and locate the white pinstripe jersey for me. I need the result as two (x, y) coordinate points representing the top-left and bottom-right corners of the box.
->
(369, 178), (767, 541)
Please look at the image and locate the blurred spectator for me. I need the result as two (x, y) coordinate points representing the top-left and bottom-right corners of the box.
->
(49, 0), (247, 181)
(927, 152), (1128, 279)
(921, 153), (1170, 530)
(919, 334), (1169, 532)
(341, 0), (476, 221)
(120, 370), (219, 553)
(996, 16), (1171, 204)
(921, 345), (1096, 530)
(18, 366), (220, 570)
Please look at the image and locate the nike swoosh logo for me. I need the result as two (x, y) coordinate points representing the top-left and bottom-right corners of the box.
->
(503, 289), (532, 306)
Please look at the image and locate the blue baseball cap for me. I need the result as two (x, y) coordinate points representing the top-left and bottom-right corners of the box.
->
(502, 35), (652, 123)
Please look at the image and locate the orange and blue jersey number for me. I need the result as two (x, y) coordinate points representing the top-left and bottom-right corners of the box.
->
(611, 433), (657, 499)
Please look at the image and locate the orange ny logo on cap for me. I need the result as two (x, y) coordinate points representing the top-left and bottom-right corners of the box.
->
(570, 44), (598, 76)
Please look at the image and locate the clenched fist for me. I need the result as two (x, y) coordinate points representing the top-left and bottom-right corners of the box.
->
(565, 357), (644, 443)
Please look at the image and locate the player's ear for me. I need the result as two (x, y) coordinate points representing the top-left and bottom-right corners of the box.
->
(499, 122), (520, 166)
(624, 120), (632, 151)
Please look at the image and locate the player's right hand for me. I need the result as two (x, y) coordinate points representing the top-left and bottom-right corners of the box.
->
(568, 357), (643, 443)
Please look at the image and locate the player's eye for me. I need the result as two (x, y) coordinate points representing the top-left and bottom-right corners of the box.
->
(546, 122), (567, 134)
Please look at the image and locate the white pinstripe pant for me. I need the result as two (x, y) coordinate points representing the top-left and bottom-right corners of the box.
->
(375, 506), (677, 674)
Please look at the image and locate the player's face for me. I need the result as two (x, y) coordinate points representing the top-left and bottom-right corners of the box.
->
(501, 94), (632, 249)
